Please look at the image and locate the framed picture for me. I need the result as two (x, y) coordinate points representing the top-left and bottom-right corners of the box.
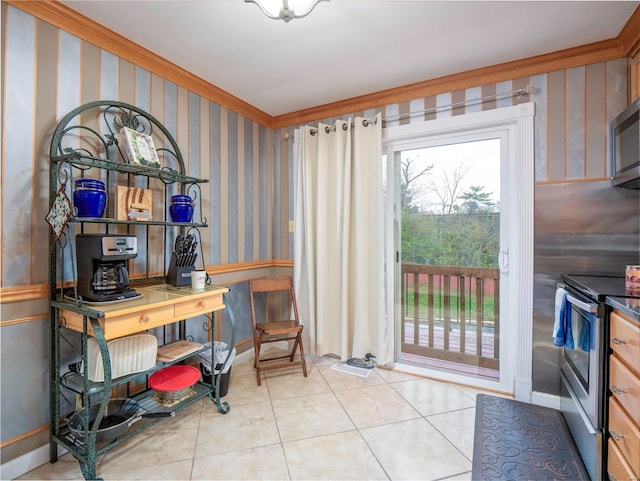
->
(121, 126), (161, 168)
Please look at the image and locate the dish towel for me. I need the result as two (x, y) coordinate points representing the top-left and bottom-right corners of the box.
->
(577, 316), (591, 352)
(553, 287), (574, 349)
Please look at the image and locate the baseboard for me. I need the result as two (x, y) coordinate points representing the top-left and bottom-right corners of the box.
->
(0, 443), (66, 480)
(531, 390), (562, 410)
(235, 341), (289, 359)
(514, 377), (533, 402)
(257, 340), (290, 354)
(234, 347), (254, 363)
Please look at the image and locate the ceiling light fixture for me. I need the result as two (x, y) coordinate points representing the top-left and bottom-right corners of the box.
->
(245, 0), (329, 23)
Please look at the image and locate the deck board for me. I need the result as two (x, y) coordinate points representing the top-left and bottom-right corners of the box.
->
(401, 321), (499, 380)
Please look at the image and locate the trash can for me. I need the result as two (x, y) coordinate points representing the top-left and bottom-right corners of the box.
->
(197, 341), (235, 397)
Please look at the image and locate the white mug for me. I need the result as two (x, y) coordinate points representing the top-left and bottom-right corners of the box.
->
(191, 269), (206, 290)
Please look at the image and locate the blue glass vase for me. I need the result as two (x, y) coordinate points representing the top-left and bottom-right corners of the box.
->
(73, 179), (107, 218)
(169, 194), (194, 222)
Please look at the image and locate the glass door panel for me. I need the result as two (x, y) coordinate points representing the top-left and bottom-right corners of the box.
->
(396, 138), (502, 381)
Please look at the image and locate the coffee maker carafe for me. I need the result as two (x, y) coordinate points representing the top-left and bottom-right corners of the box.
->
(76, 234), (139, 302)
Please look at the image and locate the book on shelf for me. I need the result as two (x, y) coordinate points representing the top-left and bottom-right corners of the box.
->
(121, 126), (161, 169)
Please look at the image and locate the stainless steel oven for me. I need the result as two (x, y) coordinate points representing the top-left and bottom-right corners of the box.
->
(559, 285), (604, 428)
(557, 280), (605, 481)
(558, 274), (639, 481)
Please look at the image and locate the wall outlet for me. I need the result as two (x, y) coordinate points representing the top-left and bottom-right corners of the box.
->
(288, 220), (294, 233)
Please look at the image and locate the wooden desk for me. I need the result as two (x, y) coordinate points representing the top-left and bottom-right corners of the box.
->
(57, 284), (229, 340)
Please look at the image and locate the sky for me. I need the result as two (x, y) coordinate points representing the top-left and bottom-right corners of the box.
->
(402, 138), (501, 212)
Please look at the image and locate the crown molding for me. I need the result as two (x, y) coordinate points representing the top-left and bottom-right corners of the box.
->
(273, 6), (640, 128)
(272, 38), (624, 128)
(4, 0), (273, 127)
(618, 4), (640, 57)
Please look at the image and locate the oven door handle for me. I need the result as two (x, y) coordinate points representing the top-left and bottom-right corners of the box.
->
(565, 293), (598, 313)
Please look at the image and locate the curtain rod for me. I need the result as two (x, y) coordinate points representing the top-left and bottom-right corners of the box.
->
(308, 117), (378, 135)
(384, 85), (531, 123)
(286, 85), (530, 139)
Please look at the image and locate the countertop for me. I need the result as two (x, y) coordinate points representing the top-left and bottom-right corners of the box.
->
(607, 296), (640, 322)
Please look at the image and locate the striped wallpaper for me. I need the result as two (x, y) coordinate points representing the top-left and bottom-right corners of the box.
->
(277, 61), (627, 251)
(289, 63), (627, 183)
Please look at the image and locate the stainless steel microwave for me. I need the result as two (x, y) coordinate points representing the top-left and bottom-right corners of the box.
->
(612, 98), (640, 189)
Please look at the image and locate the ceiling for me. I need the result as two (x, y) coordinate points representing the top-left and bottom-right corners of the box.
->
(60, 0), (638, 117)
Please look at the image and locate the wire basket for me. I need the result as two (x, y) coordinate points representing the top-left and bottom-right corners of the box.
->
(153, 385), (194, 403)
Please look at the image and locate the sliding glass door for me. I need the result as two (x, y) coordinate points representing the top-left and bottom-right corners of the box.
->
(394, 138), (503, 381)
(383, 103), (535, 396)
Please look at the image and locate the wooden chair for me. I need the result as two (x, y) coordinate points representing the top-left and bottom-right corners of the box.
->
(249, 277), (307, 386)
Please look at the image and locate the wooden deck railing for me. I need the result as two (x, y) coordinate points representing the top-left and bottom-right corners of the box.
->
(401, 262), (500, 370)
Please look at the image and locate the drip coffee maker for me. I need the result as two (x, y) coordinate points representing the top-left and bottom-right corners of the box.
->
(76, 234), (139, 302)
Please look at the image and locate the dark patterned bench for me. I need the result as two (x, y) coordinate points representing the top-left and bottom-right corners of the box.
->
(472, 394), (589, 480)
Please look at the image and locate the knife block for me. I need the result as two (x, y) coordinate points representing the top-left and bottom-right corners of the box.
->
(166, 252), (194, 287)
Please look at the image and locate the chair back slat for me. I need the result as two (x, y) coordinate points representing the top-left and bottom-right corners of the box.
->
(250, 277), (292, 293)
(249, 277), (298, 326)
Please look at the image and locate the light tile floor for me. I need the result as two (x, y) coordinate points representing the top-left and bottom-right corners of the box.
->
(19, 351), (493, 480)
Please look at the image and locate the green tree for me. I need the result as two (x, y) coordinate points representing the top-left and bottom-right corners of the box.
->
(459, 185), (495, 213)
(400, 159), (500, 269)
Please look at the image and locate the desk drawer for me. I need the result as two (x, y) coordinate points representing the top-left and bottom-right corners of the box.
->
(107, 305), (174, 338)
(608, 396), (640, 473)
(174, 294), (224, 318)
(61, 304), (173, 339)
(61, 306), (173, 341)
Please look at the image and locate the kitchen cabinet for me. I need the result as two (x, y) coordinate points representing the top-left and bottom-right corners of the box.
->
(607, 308), (640, 481)
(47, 101), (236, 480)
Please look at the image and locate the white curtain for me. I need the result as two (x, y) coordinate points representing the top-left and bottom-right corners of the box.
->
(293, 113), (391, 365)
